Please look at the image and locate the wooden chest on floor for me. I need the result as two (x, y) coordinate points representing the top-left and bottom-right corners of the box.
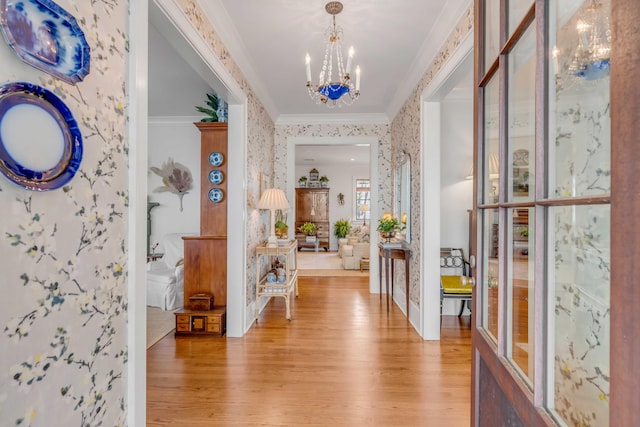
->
(174, 306), (226, 337)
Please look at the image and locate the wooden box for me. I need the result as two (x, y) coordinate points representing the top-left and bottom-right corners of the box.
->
(189, 293), (214, 311)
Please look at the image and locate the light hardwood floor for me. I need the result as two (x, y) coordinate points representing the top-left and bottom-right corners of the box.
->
(147, 276), (471, 426)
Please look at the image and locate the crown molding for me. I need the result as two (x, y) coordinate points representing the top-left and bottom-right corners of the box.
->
(196, 0), (280, 122)
(276, 113), (390, 126)
(148, 116), (203, 126)
(386, 0), (473, 120)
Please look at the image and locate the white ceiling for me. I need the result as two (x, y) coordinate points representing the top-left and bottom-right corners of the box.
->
(148, 1), (474, 164)
(197, 0), (472, 122)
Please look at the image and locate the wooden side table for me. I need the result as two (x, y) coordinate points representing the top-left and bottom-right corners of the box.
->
(378, 241), (411, 316)
(360, 257), (370, 271)
(147, 253), (163, 262)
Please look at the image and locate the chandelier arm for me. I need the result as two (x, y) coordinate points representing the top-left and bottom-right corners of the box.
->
(305, 1), (360, 108)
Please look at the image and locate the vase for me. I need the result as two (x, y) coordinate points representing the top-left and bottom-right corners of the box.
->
(380, 231), (395, 242)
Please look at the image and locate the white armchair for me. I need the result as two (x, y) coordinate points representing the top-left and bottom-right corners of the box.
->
(146, 233), (190, 310)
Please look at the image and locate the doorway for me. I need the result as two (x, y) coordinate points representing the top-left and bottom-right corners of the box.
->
(419, 33), (474, 340)
(287, 137), (379, 293)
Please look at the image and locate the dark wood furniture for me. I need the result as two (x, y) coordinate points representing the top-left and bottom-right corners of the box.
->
(378, 241), (411, 316)
(295, 188), (329, 251)
(177, 123), (228, 336)
(174, 307), (226, 336)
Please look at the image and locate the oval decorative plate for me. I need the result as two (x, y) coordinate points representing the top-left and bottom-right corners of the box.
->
(0, 0), (91, 84)
(208, 169), (224, 185)
(208, 188), (224, 203)
(0, 81), (83, 191)
(208, 151), (224, 167)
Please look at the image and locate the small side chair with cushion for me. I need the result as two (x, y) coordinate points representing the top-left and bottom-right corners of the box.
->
(440, 248), (473, 317)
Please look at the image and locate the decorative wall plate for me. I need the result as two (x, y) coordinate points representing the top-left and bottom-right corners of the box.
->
(208, 169), (224, 185)
(0, 81), (82, 190)
(208, 188), (224, 203)
(208, 151), (224, 167)
(0, 0), (91, 84)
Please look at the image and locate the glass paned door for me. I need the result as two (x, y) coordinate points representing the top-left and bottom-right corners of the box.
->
(473, 0), (613, 424)
(548, 0), (611, 424)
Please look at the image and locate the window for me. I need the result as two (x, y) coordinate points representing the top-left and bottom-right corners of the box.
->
(354, 179), (370, 222)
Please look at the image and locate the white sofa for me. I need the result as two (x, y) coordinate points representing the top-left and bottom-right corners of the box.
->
(146, 233), (189, 310)
(340, 226), (371, 270)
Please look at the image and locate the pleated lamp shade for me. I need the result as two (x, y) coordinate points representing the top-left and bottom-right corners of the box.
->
(258, 188), (289, 247)
(258, 188), (290, 210)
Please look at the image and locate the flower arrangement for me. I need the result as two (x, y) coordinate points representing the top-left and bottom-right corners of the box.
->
(376, 215), (401, 232)
(377, 215), (404, 242)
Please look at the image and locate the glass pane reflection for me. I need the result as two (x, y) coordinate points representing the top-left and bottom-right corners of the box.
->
(508, 23), (536, 202)
(550, 0), (611, 198)
(482, 209), (500, 341)
(484, 76), (500, 204)
(508, 208), (534, 385)
(550, 204), (610, 426)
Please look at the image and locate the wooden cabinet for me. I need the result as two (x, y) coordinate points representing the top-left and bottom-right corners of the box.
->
(295, 188), (329, 251)
(174, 307), (226, 336)
(178, 123), (228, 337)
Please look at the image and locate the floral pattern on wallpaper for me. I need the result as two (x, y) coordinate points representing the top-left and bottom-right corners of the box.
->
(389, 4), (474, 306)
(553, 205), (610, 427)
(0, 1), (128, 425)
(177, 0), (276, 308)
(551, 70), (611, 425)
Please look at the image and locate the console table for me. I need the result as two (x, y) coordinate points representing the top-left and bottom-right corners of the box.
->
(378, 241), (411, 315)
(255, 240), (299, 320)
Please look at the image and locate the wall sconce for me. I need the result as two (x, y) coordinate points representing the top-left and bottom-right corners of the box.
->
(338, 193), (344, 205)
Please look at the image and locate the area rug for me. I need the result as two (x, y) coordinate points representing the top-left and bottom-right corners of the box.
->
(296, 251), (369, 277)
(147, 306), (175, 349)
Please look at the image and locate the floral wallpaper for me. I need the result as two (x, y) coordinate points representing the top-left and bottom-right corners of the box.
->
(390, 5), (474, 307)
(0, 1), (128, 425)
(550, 45), (611, 425)
(176, 0), (276, 308)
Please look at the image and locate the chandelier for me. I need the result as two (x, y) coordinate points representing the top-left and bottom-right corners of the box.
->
(553, 0), (610, 85)
(305, 1), (360, 107)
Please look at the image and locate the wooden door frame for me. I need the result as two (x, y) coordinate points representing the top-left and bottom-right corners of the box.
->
(472, 0), (639, 425)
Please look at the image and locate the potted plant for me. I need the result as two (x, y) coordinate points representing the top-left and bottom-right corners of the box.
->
(298, 222), (318, 242)
(274, 210), (288, 238)
(334, 219), (352, 240)
(377, 216), (402, 242)
(319, 175), (329, 188)
(298, 176), (308, 187)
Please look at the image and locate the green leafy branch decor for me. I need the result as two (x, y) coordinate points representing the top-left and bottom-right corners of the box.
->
(196, 92), (219, 122)
(150, 158), (193, 212)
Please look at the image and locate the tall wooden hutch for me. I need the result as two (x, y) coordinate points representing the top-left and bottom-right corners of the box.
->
(175, 122), (227, 336)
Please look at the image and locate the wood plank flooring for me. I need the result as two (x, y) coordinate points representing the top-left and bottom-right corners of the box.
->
(147, 275), (471, 426)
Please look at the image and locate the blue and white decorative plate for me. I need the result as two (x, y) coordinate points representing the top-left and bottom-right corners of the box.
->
(208, 188), (224, 203)
(208, 151), (224, 167)
(208, 169), (224, 185)
(0, 81), (82, 190)
(0, 0), (91, 84)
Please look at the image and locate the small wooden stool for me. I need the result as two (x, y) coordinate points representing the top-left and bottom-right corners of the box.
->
(360, 257), (370, 271)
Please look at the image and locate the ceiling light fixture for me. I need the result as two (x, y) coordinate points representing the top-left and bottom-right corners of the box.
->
(305, 1), (360, 107)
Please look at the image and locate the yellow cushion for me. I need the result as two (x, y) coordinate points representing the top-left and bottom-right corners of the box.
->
(441, 275), (472, 294)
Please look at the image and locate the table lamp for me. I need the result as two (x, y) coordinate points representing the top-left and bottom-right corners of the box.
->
(258, 188), (290, 248)
(359, 204), (370, 225)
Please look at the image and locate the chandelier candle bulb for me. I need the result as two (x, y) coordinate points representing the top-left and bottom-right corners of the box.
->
(355, 66), (361, 91)
(305, 1), (361, 107)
